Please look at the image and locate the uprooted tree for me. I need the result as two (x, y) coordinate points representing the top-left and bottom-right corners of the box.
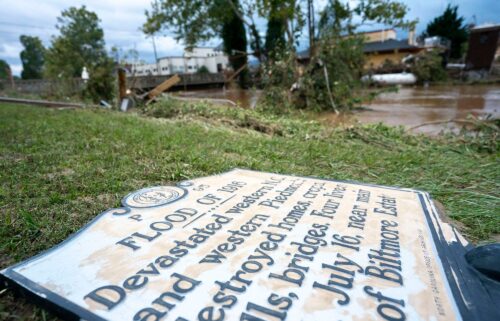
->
(144, 0), (415, 111)
(264, 0), (416, 112)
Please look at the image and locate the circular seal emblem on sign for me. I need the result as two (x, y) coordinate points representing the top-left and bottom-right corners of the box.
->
(122, 186), (187, 208)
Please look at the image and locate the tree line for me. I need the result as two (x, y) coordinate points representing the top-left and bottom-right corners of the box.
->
(0, 6), (114, 101)
(143, 1), (470, 111)
(1, 2), (472, 109)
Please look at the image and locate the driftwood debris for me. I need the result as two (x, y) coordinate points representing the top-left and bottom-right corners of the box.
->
(225, 64), (247, 84)
(145, 74), (181, 104)
(0, 96), (84, 108)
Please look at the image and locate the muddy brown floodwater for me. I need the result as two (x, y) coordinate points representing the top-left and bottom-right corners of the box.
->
(321, 85), (500, 134)
(178, 85), (500, 135)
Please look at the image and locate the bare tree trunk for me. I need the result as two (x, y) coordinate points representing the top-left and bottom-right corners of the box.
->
(285, 19), (294, 48)
(6, 66), (15, 89)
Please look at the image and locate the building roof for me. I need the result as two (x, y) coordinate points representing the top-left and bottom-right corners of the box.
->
(363, 39), (420, 53)
(356, 28), (396, 35)
(157, 56), (185, 60)
(183, 44), (224, 50)
(297, 38), (420, 60)
(156, 43), (226, 61)
(470, 23), (500, 33)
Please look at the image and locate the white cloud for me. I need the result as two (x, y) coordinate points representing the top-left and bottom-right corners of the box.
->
(136, 35), (184, 55)
(3, 1), (60, 26)
(0, 0), (185, 75)
(0, 43), (23, 59)
(10, 64), (22, 76)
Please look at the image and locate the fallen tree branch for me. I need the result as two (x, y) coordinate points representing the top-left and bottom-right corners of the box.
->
(163, 94), (237, 107)
(347, 128), (402, 151)
(225, 63), (248, 83)
(320, 61), (338, 114)
(408, 119), (477, 131)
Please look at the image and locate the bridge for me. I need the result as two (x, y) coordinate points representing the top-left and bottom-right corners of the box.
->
(128, 73), (226, 90)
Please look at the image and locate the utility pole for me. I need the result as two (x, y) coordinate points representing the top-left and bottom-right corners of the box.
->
(152, 0), (160, 75)
(152, 36), (160, 75)
(118, 68), (127, 103)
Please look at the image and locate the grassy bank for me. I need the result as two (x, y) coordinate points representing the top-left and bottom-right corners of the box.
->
(0, 101), (498, 320)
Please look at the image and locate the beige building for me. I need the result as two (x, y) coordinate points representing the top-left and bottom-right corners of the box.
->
(359, 29), (397, 43)
(361, 29), (423, 70)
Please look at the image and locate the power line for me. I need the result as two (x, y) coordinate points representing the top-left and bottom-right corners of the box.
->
(0, 20), (145, 35)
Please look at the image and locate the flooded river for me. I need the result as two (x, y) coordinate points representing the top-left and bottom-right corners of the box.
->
(178, 85), (500, 134)
(348, 85), (500, 134)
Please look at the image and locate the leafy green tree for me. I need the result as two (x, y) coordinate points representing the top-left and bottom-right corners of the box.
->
(0, 59), (11, 80)
(143, 0), (297, 62)
(423, 4), (468, 59)
(264, 2), (287, 59)
(145, 0), (413, 61)
(318, 0), (413, 36)
(144, 0), (252, 85)
(19, 35), (45, 79)
(45, 6), (114, 101)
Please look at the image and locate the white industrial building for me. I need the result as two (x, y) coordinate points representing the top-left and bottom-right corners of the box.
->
(129, 46), (230, 76)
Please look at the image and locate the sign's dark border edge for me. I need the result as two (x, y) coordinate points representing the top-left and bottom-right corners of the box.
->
(0, 270), (106, 321)
(418, 193), (499, 321)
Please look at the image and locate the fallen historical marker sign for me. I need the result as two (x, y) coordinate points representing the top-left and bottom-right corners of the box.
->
(1, 169), (499, 321)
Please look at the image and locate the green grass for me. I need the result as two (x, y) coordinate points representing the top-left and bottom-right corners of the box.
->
(0, 101), (498, 320)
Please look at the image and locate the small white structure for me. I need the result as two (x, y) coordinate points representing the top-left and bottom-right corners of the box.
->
(81, 67), (89, 82)
(422, 36), (451, 50)
(361, 73), (417, 85)
(129, 45), (230, 76)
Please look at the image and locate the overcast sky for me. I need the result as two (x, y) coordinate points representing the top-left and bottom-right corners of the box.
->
(1, 0), (499, 76)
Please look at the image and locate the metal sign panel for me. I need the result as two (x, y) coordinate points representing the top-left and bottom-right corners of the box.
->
(1, 169), (498, 321)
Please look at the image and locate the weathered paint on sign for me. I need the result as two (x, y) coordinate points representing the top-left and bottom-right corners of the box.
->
(1, 169), (498, 320)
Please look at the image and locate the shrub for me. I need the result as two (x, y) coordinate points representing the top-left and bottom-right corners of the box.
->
(82, 59), (116, 102)
(411, 50), (447, 83)
(197, 66), (209, 74)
